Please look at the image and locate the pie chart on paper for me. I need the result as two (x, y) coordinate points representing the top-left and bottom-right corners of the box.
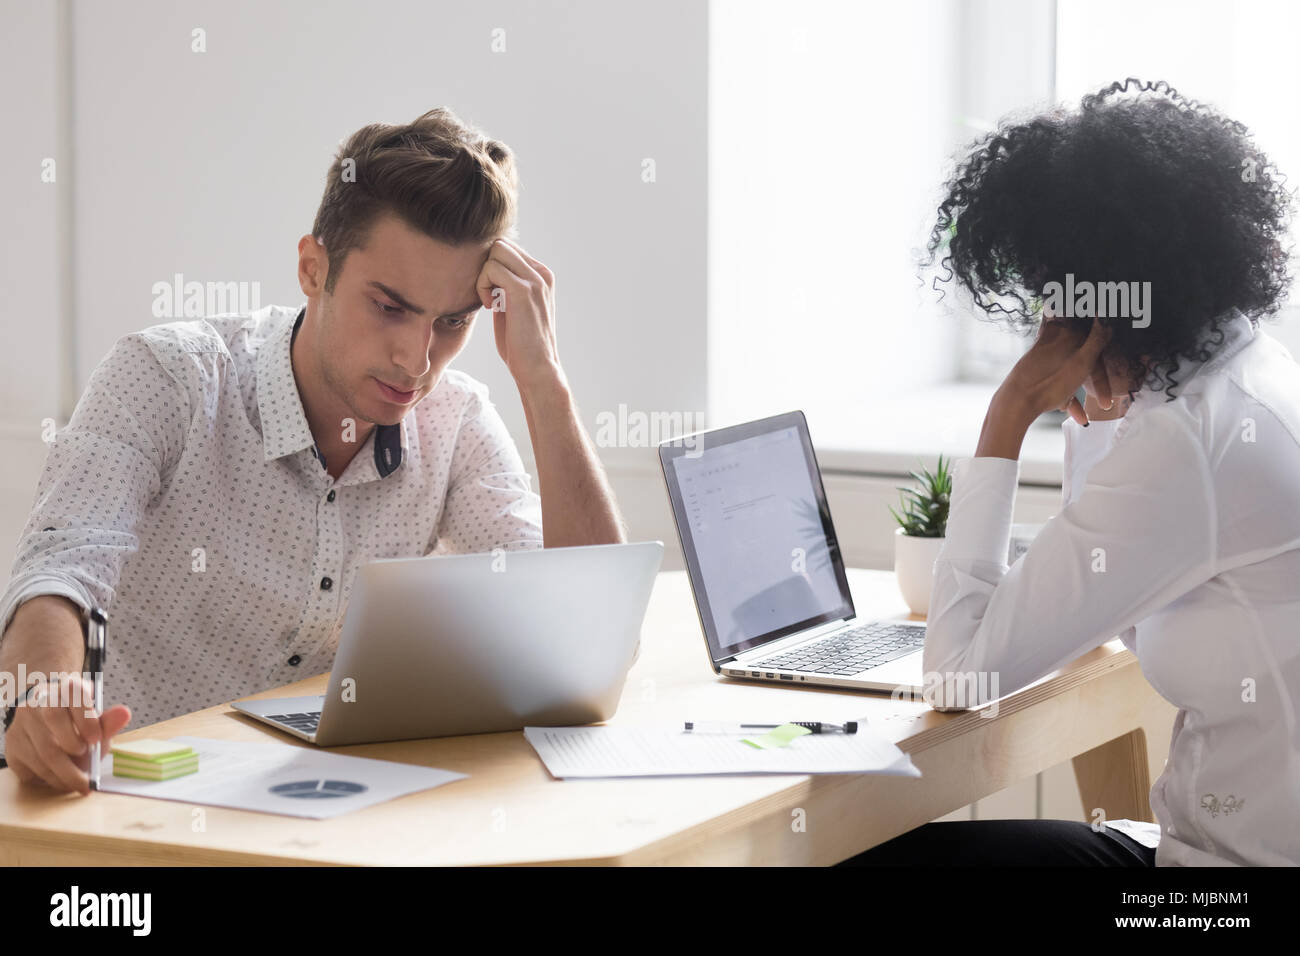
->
(269, 779), (369, 799)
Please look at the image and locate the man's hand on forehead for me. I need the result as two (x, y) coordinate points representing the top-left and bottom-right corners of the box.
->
(476, 238), (563, 393)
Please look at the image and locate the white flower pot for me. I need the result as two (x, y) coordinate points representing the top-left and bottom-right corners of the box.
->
(894, 528), (946, 617)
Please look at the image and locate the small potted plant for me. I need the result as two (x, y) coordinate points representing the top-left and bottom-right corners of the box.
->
(888, 455), (951, 617)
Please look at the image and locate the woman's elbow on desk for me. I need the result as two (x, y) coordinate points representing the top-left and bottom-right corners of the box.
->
(920, 558), (1024, 711)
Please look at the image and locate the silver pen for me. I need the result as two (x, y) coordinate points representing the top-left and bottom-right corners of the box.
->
(85, 607), (107, 791)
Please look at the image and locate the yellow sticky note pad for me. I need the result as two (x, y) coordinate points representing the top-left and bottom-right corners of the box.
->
(111, 739), (195, 761)
(741, 723), (812, 749)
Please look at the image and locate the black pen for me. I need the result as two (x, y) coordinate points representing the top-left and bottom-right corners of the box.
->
(85, 607), (107, 791)
(683, 720), (859, 734)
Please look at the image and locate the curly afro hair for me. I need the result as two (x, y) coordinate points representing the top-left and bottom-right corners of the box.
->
(924, 78), (1293, 402)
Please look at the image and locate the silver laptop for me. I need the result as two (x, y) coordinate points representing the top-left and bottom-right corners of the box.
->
(232, 541), (664, 745)
(659, 411), (926, 695)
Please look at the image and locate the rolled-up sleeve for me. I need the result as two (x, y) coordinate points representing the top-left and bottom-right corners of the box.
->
(0, 334), (190, 640)
(430, 382), (544, 555)
(923, 409), (1217, 709)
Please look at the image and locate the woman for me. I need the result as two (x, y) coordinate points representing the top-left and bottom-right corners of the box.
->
(843, 79), (1300, 866)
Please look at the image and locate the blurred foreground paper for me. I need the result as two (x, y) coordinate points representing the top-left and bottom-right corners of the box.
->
(524, 722), (921, 779)
(99, 735), (465, 819)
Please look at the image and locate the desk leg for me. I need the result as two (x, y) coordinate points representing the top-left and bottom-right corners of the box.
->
(1071, 695), (1175, 825)
(1072, 729), (1150, 823)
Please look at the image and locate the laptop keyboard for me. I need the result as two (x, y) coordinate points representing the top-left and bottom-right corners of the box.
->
(266, 711), (321, 733)
(752, 622), (926, 676)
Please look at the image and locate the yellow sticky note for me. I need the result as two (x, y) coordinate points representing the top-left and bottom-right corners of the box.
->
(110, 739), (195, 762)
(741, 723), (812, 749)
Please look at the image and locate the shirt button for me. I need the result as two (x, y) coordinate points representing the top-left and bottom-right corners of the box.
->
(288, 655), (301, 666)
(326, 490), (336, 502)
(320, 576), (333, 590)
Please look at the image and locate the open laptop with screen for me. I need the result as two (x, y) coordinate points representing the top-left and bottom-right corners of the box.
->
(231, 542), (664, 745)
(659, 411), (926, 696)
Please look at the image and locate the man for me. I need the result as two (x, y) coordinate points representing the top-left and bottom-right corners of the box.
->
(0, 107), (625, 794)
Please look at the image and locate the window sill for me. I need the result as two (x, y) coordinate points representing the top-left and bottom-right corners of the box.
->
(808, 382), (1066, 486)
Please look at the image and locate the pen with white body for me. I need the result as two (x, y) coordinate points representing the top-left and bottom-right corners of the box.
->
(683, 720), (858, 734)
(85, 607), (107, 791)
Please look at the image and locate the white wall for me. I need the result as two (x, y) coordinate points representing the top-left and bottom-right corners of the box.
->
(0, 0), (67, 567)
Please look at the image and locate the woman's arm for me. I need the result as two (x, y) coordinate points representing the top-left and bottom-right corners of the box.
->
(924, 319), (1199, 709)
(975, 317), (1114, 461)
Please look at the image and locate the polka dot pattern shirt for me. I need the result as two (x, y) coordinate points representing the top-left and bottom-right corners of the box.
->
(0, 304), (544, 736)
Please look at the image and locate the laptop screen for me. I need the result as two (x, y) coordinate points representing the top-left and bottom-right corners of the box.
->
(659, 411), (855, 663)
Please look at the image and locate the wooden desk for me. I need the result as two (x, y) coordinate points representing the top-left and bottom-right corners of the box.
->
(0, 569), (1176, 865)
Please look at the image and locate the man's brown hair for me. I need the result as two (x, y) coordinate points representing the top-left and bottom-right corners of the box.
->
(311, 107), (519, 294)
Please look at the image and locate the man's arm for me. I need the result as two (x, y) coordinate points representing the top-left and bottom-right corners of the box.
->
(0, 595), (132, 793)
(520, 377), (625, 548)
(0, 333), (185, 640)
(476, 237), (626, 548)
(0, 331), (186, 788)
(0, 595), (86, 691)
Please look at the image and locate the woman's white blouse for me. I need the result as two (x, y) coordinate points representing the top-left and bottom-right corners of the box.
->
(926, 310), (1300, 866)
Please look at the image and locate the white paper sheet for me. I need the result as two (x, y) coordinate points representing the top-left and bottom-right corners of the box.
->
(98, 736), (466, 819)
(1104, 818), (1163, 848)
(524, 722), (921, 778)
